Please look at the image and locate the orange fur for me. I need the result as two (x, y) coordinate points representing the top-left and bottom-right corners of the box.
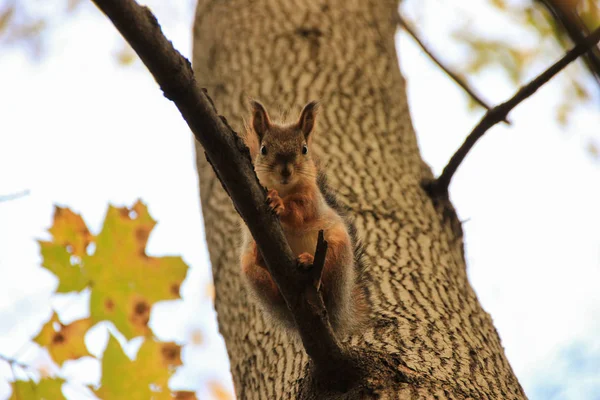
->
(297, 252), (314, 267)
(279, 189), (319, 228)
(266, 189), (285, 216)
(241, 242), (282, 305)
(241, 119), (259, 160)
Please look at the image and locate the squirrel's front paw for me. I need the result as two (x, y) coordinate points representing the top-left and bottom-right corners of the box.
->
(266, 189), (284, 215)
(297, 252), (314, 269)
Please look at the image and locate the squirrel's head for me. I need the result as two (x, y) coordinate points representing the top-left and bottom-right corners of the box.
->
(246, 100), (319, 193)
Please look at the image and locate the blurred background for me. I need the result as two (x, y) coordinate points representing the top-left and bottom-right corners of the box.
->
(0, 0), (598, 398)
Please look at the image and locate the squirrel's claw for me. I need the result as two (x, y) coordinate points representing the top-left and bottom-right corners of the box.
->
(266, 189), (284, 216)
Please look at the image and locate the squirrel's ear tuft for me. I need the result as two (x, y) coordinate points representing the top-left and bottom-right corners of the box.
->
(298, 101), (319, 139)
(250, 100), (271, 141)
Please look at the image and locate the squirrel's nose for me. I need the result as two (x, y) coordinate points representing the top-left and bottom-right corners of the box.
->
(281, 166), (292, 178)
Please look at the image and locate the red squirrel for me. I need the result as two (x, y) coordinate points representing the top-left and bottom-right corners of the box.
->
(240, 100), (366, 335)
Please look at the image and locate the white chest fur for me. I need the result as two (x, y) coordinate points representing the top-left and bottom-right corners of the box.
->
(284, 229), (319, 257)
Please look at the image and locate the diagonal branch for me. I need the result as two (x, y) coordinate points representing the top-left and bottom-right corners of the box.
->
(89, 0), (360, 386)
(396, 13), (509, 123)
(426, 25), (600, 197)
(537, 0), (600, 89)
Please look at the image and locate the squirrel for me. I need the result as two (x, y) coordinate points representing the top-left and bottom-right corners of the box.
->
(239, 100), (366, 335)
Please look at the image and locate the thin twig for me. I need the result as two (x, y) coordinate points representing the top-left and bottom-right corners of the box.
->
(1, 352), (34, 400)
(0, 354), (31, 372)
(89, 0), (359, 385)
(427, 25), (600, 197)
(8, 361), (19, 400)
(0, 190), (30, 203)
(397, 13), (509, 123)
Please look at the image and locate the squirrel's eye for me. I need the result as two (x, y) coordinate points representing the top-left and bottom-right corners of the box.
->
(302, 144), (308, 155)
(260, 145), (267, 155)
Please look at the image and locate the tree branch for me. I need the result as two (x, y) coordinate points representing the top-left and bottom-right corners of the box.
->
(427, 25), (600, 197)
(89, 0), (360, 386)
(396, 13), (509, 123)
(537, 0), (600, 89)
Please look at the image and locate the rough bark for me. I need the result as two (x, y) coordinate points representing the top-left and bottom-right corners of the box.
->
(192, 0), (526, 398)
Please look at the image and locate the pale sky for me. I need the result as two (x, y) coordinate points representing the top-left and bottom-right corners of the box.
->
(0, 0), (599, 399)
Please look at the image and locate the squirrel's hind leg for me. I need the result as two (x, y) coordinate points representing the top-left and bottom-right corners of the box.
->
(320, 222), (356, 333)
(241, 241), (295, 328)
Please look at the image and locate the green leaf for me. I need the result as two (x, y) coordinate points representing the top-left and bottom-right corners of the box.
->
(39, 241), (88, 293)
(10, 377), (66, 400)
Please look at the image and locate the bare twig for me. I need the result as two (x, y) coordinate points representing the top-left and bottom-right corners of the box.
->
(0, 354), (31, 372)
(537, 0), (600, 88)
(0, 190), (30, 202)
(89, 0), (359, 385)
(311, 230), (328, 291)
(397, 13), (509, 123)
(2, 354), (31, 400)
(8, 362), (19, 400)
(427, 25), (600, 197)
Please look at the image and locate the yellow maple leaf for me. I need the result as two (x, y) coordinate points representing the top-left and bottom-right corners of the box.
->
(95, 334), (183, 400)
(48, 206), (93, 257)
(40, 200), (189, 339)
(208, 381), (234, 400)
(33, 313), (93, 366)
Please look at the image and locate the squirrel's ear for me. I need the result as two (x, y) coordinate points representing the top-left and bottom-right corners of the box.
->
(297, 101), (319, 139)
(250, 100), (271, 141)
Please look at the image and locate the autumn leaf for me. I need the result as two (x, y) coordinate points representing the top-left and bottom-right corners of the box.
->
(88, 201), (188, 339)
(66, 0), (83, 12)
(39, 207), (93, 293)
(0, 6), (15, 33)
(205, 283), (215, 302)
(172, 391), (197, 399)
(490, 0), (507, 10)
(208, 381), (234, 400)
(39, 240), (89, 293)
(95, 334), (183, 400)
(10, 377), (66, 400)
(587, 141), (599, 160)
(48, 206), (93, 257)
(40, 200), (189, 339)
(33, 313), (93, 366)
(115, 42), (137, 66)
(190, 328), (203, 346)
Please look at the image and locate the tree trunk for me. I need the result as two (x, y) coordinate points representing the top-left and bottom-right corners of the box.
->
(192, 0), (525, 398)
